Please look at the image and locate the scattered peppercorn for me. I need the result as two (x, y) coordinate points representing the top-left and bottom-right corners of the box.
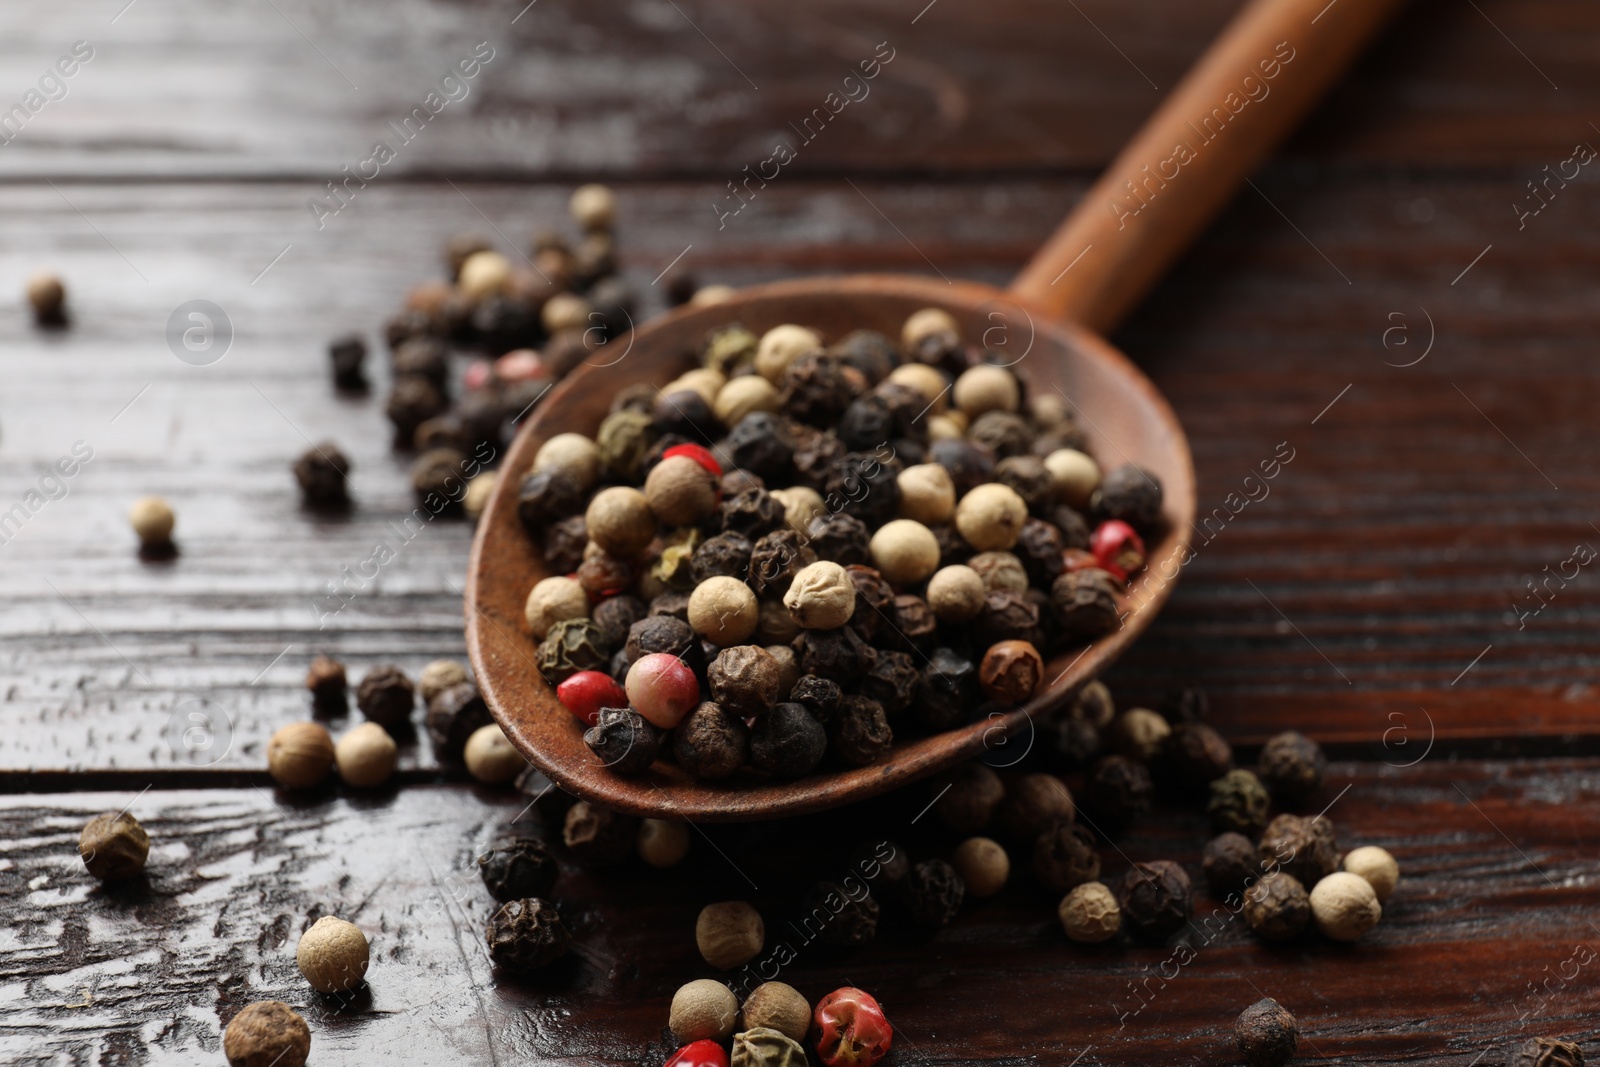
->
(486, 897), (571, 972)
(1235, 998), (1298, 1067)
(297, 915), (369, 993)
(478, 836), (559, 902)
(26, 270), (67, 326)
(268, 722), (335, 790)
(1032, 822), (1101, 894)
(1087, 754), (1153, 828)
(1202, 832), (1261, 898)
(336, 721), (398, 788)
(1257, 730), (1327, 806)
(1161, 721), (1233, 789)
(1207, 768), (1272, 835)
(78, 811), (150, 881)
(998, 772), (1076, 841)
(901, 858), (965, 926)
(562, 800), (637, 866)
(741, 982), (811, 1043)
(731, 1027), (807, 1067)
(1108, 707), (1171, 763)
(465, 723), (528, 784)
(292, 443), (351, 507)
(804, 879), (881, 947)
(305, 654), (347, 710)
(1342, 845), (1399, 902)
(129, 495), (176, 551)
(426, 681), (492, 760)
(1512, 1038), (1584, 1067)
(1309, 871), (1381, 941)
(698, 900), (765, 970)
(1259, 813), (1339, 888)
(1244, 871), (1312, 941)
(355, 664), (415, 733)
(1058, 880), (1122, 944)
(223, 1001), (311, 1067)
(1117, 860), (1192, 941)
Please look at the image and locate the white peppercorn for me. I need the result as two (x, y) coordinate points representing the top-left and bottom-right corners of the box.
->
(1045, 449), (1100, 508)
(1058, 880), (1121, 943)
(534, 432), (602, 490)
(714, 376), (781, 426)
(902, 306), (959, 348)
(464, 723), (528, 784)
(951, 836), (1010, 898)
(569, 183), (616, 231)
(586, 486), (657, 558)
(1342, 845), (1399, 902)
(296, 915), (369, 993)
(637, 818), (691, 868)
(542, 292), (592, 335)
(688, 575), (760, 645)
(754, 324), (821, 383)
(267, 722), (335, 790)
(458, 250), (512, 300)
(524, 575), (590, 639)
(869, 519), (941, 584)
(128, 496), (175, 549)
(783, 561), (856, 629)
(334, 722), (397, 788)
(955, 484), (1028, 551)
(926, 564), (986, 622)
(886, 363), (949, 412)
(897, 463), (957, 525)
(463, 470), (498, 520)
(953, 364), (1020, 418)
(646, 454), (720, 526)
(769, 486), (826, 537)
(671, 978), (740, 1043)
(1309, 871), (1381, 941)
(697, 900), (764, 970)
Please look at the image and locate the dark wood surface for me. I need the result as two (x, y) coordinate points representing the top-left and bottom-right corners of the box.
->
(4, 0), (1600, 1063)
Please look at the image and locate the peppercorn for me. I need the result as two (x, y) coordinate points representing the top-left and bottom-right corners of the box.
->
(720, 487), (788, 541)
(385, 376), (447, 448)
(837, 393), (895, 453)
(584, 707), (661, 776)
(1208, 769), (1271, 835)
(714, 375), (781, 428)
(1086, 754), (1152, 829)
(902, 858), (965, 926)
(268, 722), (335, 790)
(296, 915), (368, 992)
(979, 639), (1044, 705)
(525, 575), (590, 640)
(952, 363), (1019, 418)
(781, 350), (857, 425)
(851, 653), (911, 716)
(305, 655), (347, 710)
(78, 811), (149, 881)
(1051, 504), (1093, 549)
(789, 675), (841, 724)
(930, 764), (1005, 837)
(969, 411), (1034, 458)
(1512, 1038), (1584, 1067)
(738, 982), (811, 1044)
(580, 551), (638, 599)
(625, 652), (701, 728)
(1242, 870), (1311, 941)
(1259, 813), (1339, 888)
(924, 565), (983, 623)
(993, 772), (1072, 840)
(1202, 832), (1261, 898)
(1032, 822), (1100, 894)
(326, 335), (369, 391)
(843, 565), (895, 643)
(560, 801), (636, 867)
(687, 576), (760, 646)
(355, 664), (415, 733)
(756, 599), (801, 646)
(517, 469), (586, 535)
(973, 589), (1042, 649)
(485, 897), (570, 973)
(698, 900), (764, 969)
(410, 447), (469, 509)
(731, 1027), (806, 1067)
(674, 702), (749, 780)
(1117, 860), (1192, 941)
(830, 695), (892, 766)
(1161, 721), (1233, 789)
(1053, 717), (1101, 770)
(824, 329), (895, 384)
(780, 561), (853, 630)
(1043, 449), (1099, 507)
(968, 551), (1027, 593)
(704, 646), (779, 718)
(749, 702), (827, 779)
(1257, 730), (1327, 806)
(908, 648), (974, 733)
(880, 595), (934, 656)
(542, 514), (589, 572)
(591, 594), (646, 651)
(805, 512), (871, 566)
(1051, 569), (1122, 641)
(803, 879), (880, 947)
(824, 451), (902, 528)
(1343, 845), (1399, 902)
(474, 836), (560, 904)
(1058, 880), (1121, 944)
(592, 409), (655, 483)
(1236, 998), (1298, 1067)
(538, 618), (610, 685)
(291, 443), (351, 508)
(464, 723), (527, 784)
(862, 519), (938, 586)
(1310, 870), (1382, 941)
(637, 817), (691, 868)
(644, 454), (720, 528)
(1093, 464), (1163, 530)
(585, 486), (656, 558)
(672, 979), (740, 1044)
(223, 1000), (310, 1067)
(1071, 680), (1115, 728)
(796, 626), (877, 684)
(128, 495), (176, 551)
(814, 986), (893, 1067)
(1163, 686), (1212, 724)
(626, 614), (698, 667)
(749, 530), (815, 600)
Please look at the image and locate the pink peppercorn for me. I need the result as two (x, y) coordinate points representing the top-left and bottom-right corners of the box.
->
(495, 348), (545, 382)
(663, 1040), (728, 1067)
(815, 986), (892, 1067)
(663, 443), (722, 478)
(463, 359), (494, 391)
(1090, 520), (1146, 581)
(556, 670), (627, 727)
(625, 652), (701, 729)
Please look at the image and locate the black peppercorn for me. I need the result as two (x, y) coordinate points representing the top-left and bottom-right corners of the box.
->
(1161, 722), (1234, 790)
(843, 565), (895, 644)
(306, 655), (347, 711)
(822, 451), (902, 528)
(907, 327), (967, 375)
(837, 394), (895, 453)
(1202, 832), (1261, 898)
(804, 512), (871, 567)
(1094, 464), (1164, 531)
(385, 376), (447, 449)
(1258, 813), (1339, 888)
(478, 837), (559, 902)
(721, 469), (763, 498)
(591, 595), (646, 651)
(933, 762), (1004, 834)
(426, 681), (491, 761)
(726, 411), (794, 478)
(996, 455), (1056, 514)
(748, 529), (816, 598)
(1050, 505), (1092, 550)
(829, 694), (892, 766)
(414, 413), (466, 453)
(385, 307), (437, 349)
(648, 591), (692, 621)
(411, 448), (468, 509)
(517, 469), (585, 534)
(1235, 998), (1298, 1067)
(1243, 871), (1311, 941)
(537, 619), (610, 685)
(356, 665), (415, 734)
(1032, 822), (1101, 893)
(625, 614), (699, 670)
(1207, 769), (1271, 835)
(1257, 730), (1327, 807)
(329, 333), (368, 390)
(1511, 1038), (1584, 1067)
(1117, 860), (1192, 941)
(393, 336), (449, 388)
(782, 351), (857, 426)
(791, 430), (848, 492)
(1051, 570), (1122, 642)
(562, 800), (637, 866)
(693, 531), (754, 583)
(902, 858), (965, 926)
(1011, 517), (1065, 588)
(803, 879), (880, 946)
(485, 898), (571, 973)
(859, 650), (920, 714)
(584, 707), (661, 776)
(1161, 684), (1210, 723)
(542, 515), (588, 573)
(749, 702), (827, 779)
(830, 329), (898, 385)
(293, 443), (351, 508)
(1087, 755), (1152, 829)
(789, 675), (841, 724)
(930, 523), (973, 567)
(874, 381), (930, 442)
(674, 701), (749, 780)
(796, 627), (877, 685)
(1053, 717), (1101, 770)
(969, 411), (1034, 458)
(914, 648), (978, 734)
(708, 645), (781, 718)
(653, 388), (719, 442)
(721, 486), (788, 540)
(973, 589), (1043, 649)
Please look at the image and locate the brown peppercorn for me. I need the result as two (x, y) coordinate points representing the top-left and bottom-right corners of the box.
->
(979, 639), (1044, 705)
(645, 454), (720, 526)
(1086, 755), (1153, 829)
(1053, 717), (1102, 770)
(803, 879), (881, 947)
(860, 650), (920, 714)
(970, 552), (1028, 592)
(934, 762), (1005, 834)
(748, 529), (816, 598)
(749, 702), (827, 779)
(995, 455), (1056, 516)
(1202, 832), (1261, 898)
(674, 701), (750, 780)
(584, 707), (662, 776)
(1244, 871), (1311, 941)
(293, 443), (351, 507)
(1052, 567), (1120, 634)
(1161, 684), (1210, 723)
(698, 900), (765, 970)
(1107, 707), (1171, 763)
(843, 565), (896, 643)
(998, 772), (1075, 840)
(224, 1001), (311, 1067)
(26, 270), (67, 326)
(1236, 998), (1298, 1067)
(805, 511), (871, 566)
(412, 447), (468, 507)
(578, 551), (637, 600)
(541, 515), (589, 573)
(586, 486), (657, 558)
(830, 694), (893, 766)
(517, 469), (586, 533)
(1512, 1038), (1584, 1067)
(385, 376), (447, 448)
(694, 531), (755, 584)
(477, 836), (559, 902)
(591, 594), (646, 651)
(305, 654), (347, 710)
(1094, 464), (1164, 531)
(741, 982), (812, 1043)
(562, 801), (638, 867)
(1257, 730), (1327, 806)
(1259, 813), (1339, 888)
(969, 410), (1034, 458)
(267, 722), (336, 790)
(973, 588), (1042, 649)
(790, 675), (842, 724)
(902, 858), (966, 926)
(1161, 721), (1233, 789)
(951, 836), (1011, 898)
(79, 811), (150, 881)
(486, 897), (570, 973)
(1207, 768), (1271, 835)
(1032, 822), (1101, 894)
(355, 665), (415, 733)
(795, 626), (877, 684)
(1117, 860), (1192, 941)
(1072, 679), (1116, 728)
(708, 645), (782, 718)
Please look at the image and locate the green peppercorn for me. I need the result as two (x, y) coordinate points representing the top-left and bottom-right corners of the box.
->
(1207, 768), (1271, 835)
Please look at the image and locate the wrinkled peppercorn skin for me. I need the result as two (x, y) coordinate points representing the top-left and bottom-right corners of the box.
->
(1117, 860), (1192, 941)
(750, 703), (827, 779)
(901, 859), (964, 926)
(1207, 769), (1272, 835)
(485, 898), (571, 973)
(803, 880), (880, 947)
(478, 838), (559, 902)
(1258, 813), (1339, 888)
(426, 682), (491, 760)
(584, 707), (661, 776)
(814, 986), (893, 1067)
(1235, 998), (1299, 1067)
(1511, 1038), (1584, 1067)
(1032, 822), (1101, 894)
(356, 665), (416, 733)
(1257, 730), (1327, 806)
(830, 695), (893, 767)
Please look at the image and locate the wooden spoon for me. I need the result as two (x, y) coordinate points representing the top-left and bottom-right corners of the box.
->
(467, 0), (1404, 821)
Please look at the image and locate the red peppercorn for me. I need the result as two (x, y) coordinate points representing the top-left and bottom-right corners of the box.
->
(664, 443), (722, 478)
(463, 359), (494, 391)
(814, 986), (892, 1067)
(555, 670), (627, 727)
(1089, 520), (1146, 581)
(663, 1040), (729, 1067)
(495, 348), (546, 382)
(625, 652), (701, 729)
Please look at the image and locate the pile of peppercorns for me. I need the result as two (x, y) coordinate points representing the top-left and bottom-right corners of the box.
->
(516, 308), (1163, 784)
(666, 978), (891, 1067)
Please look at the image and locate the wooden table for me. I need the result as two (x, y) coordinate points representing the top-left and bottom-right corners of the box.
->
(4, 0), (1600, 1063)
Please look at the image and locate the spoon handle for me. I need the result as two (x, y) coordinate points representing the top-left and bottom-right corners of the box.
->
(1009, 0), (1406, 334)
